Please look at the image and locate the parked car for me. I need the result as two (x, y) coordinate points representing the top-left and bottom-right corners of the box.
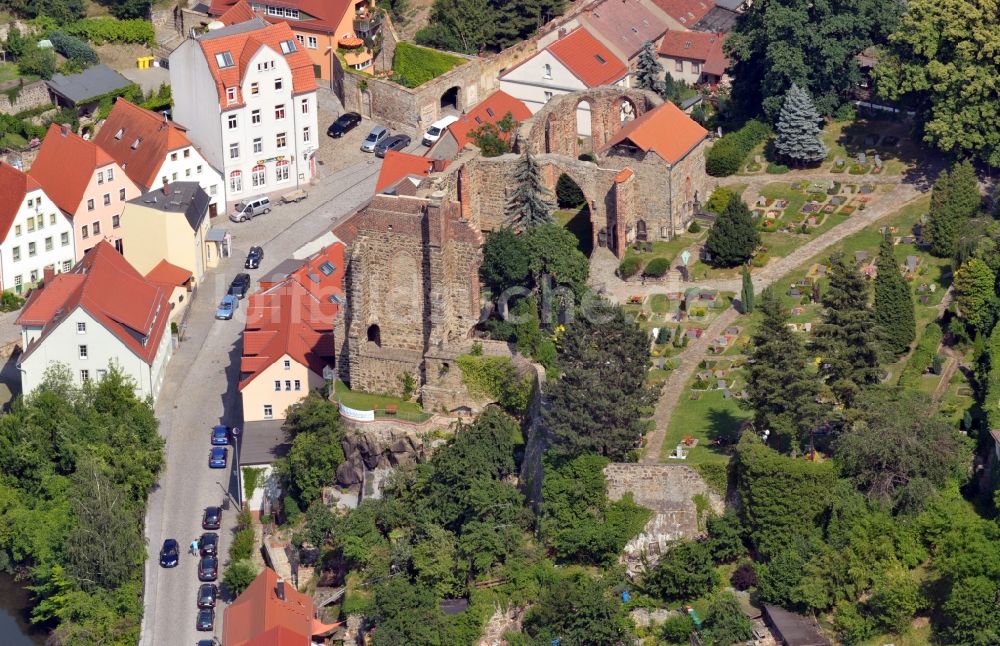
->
(199, 532), (219, 557)
(208, 446), (228, 469)
(375, 134), (412, 158)
(198, 556), (218, 581)
(229, 196), (271, 223)
(202, 506), (221, 530)
(327, 111), (362, 138)
(216, 294), (238, 320)
(422, 115), (459, 146)
(196, 607), (215, 631)
(159, 538), (179, 568)
(361, 125), (389, 153)
(198, 641), (215, 646)
(197, 583), (219, 609)
(245, 245), (264, 269)
(210, 425), (229, 446)
(229, 273), (251, 299)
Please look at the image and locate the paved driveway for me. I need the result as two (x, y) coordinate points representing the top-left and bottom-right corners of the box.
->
(140, 154), (382, 646)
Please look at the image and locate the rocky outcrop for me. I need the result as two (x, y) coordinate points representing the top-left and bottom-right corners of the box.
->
(336, 428), (429, 486)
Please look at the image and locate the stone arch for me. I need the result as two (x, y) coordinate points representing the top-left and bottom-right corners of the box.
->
(575, 97), (593, 155)
(519, 87), (662, 158)
(440, 86), (460, 111)
(367, 324), (381, 346)
(618, 96), (637, 124)
(539, 157), (614, 255)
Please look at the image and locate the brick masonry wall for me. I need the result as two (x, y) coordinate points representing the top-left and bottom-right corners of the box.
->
(0, 81), (52, 116)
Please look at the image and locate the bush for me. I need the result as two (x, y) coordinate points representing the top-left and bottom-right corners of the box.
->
(555, 173), (585, 208)
(688, 221), (702, 233)
(657, 327), (671, 345)
(18, 47), (57, 80)
(643, 257), (671, 278)
(766, 162), (791, 174)
(49, 31), (99, 66)
(706, 120), (771, 177)
(283, 495), (302, 526)
(705, 187), (735, 214)
(644, 540), (718, 601)
(65, 18), (155, 45)
(660, 614), (694, 644)
(732, 562), (757, 590)
(390, 42), (464, 88)
(224, 560), (258, 596)
(229, 528), (256, 562)
(898, 322), (943, 387)
(456, 355), (533, 415)
(833, 102), (857, 122)
(618, 256), (642, 279)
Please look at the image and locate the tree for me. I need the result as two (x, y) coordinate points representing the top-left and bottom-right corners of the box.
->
(17, 46), (57, 80)
(523, 223), (590, 297)
(953, 258), (996, 335)
(505, 149), (555, 230)
(644, 540), (718, 601)
(522, 573), (635, 645)
(3, 0), (85, 23)
(745, 288), (822, 450)
(773, 84), (828, 165)
(867, 570), (920, 633)
(635, 40), (665, 95)
(98, 0), (150, 19)
(873, 233), (915, 356)
(810, 255), (881, 404)
(875, 0), (1000, 166)
(705, 197), (760, 267)
(280, 395), (345, 506)
(544, 302), (655, 460)
(223, 560), (258, 596)
(725, 0), (901, 118)
(740, 265), (755, 314)
(4, 25), (29, 60)
(660, 614), (694, 644)
(927, 163), (982, 257)
(835, 389), (969, 510)
(468, 111), (518, 157)
(702, 592), (754, 645)
(555, 173), (585, 208)
(941, 576), (1000, 645)
(480, 227), (530, 295)
(706, 510), (746, 563)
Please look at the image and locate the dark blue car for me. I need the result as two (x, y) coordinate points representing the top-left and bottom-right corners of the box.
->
(210, 425), (229, 446)
(208, 447), (227, 469)
(158, 538), (178, 568)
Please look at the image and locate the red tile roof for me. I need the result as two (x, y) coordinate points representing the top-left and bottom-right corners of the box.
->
(650, 0), (715, 26)
(0, 162), (43, 240)
(17, 241), (170, 365)
(581, 0), (669, 60)
(614, 168), (634, 182)
(239, 243), (345, 388)
(30, 124), (118, 215)
(223, 567), (314, 646)
(445, 90), (531, 150)
(375, 151), (442, 194)
(197, 20), (318, 111)
(547, 28), (628, 87)
(93, 99), (196, 191)
(217, 0), (257, 25)
(602, 101), (708, 164)
(209, 0), (354, 34)
(658, 30), (729, 76)
(145, 259), (194, 287)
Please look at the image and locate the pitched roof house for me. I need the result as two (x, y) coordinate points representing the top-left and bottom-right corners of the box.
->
(578, 0), (669, 66)
(499, 27), (628, 135)
(0, 162), (77, 294)
(427, 90), (531, 161)
(602, 100), (709, 164)
(29, 124), (142, 259)
(93, 99), (226, 212)
(16, 240), (173, 401)
(658, 30), (729, 85)
(223, 567), (319, 645)
(375, 151), (447, 195)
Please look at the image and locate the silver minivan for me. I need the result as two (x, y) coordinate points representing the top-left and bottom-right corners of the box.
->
(361, 125), (389, 153)
(229, 196), (271, 222)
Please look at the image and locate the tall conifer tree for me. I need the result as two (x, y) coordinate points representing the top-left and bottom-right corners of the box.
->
(873, 233), (916, 356)
(774, 84), (828, 165)
(741, 265), (755, 314)
(635, 41), (666, 96)
(705, 198), (761, 267)
(505, 149), (555, 231)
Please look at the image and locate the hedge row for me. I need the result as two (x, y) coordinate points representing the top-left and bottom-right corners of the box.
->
(897, 321), (943, 387)
(49, 31), (99, 66)
(706, 119), (771, 177)
(65, 18), (155, 45)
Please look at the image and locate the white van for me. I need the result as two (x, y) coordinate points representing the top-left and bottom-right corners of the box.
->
(422, 115), (459, 147)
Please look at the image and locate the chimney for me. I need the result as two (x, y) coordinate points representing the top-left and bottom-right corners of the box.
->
(276, 578), (285, 601)
(43, 265), (55, 285)
(162, 179), (169, 195)
(60, 124), (70, 137)
(558, 27), (567, 38)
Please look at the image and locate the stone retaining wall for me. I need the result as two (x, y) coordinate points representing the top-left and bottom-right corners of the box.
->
(0, 81), (52, 116)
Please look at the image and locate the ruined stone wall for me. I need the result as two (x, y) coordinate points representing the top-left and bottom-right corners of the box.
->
(421, 339), (516, 413)
(0, 81), (51, 116)
(604, 463), (724, 571)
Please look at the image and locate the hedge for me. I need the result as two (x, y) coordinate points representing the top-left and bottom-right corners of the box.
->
(66, 18), (155, 46)
(391, 42), (465, 88)
(49, 31), (99, 66)
(619, 256), (642, 279)
(706, 120), (771, 177)
(897, 321), (943, 387)
(643, 257), (671, 277)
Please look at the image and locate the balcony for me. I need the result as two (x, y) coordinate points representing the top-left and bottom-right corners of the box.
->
(353, 11), (382, 37)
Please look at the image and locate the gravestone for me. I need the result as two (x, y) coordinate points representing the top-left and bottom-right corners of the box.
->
(874, 154), (882, 168)
(857, 152), (867, 165)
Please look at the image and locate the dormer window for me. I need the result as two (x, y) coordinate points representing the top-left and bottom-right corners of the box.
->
(279, 40), (297, 54)
(215, 51), (234, 68)
(131, 138), (142, 149)
(486, 107), (495, 117)
(114, 128), (124, 140)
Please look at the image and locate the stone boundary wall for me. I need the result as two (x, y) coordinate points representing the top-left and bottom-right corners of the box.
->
(0, 81), (52, 116)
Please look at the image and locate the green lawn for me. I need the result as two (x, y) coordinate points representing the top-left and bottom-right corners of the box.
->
(624, 234), (699, 272)
(334, 379), (429, 421)
(660, 388), (751, 464)
(649, 294), (669, 313)
(0, 61), (20, 85)
(391, 42), (466, 88)
(554, 206), (593, 256)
